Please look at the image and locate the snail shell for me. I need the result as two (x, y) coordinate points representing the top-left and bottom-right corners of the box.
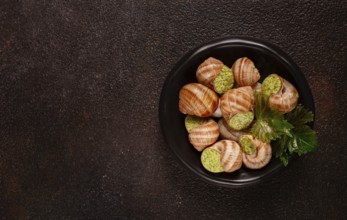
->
(232, 57), (260, 86)
(179, 83), (219, 117)
(217, 118), (249, 141)
(212, 99), (223, 118)
(268, 75), (299, 113)
(211, 140), (243, 173)
(196, 57), (234, 94)
(196, 57), (224, 88)
(252, 82), (262, 93)
(220, 86), (254, 119)
(188, 118), (220, 151)
(242, 139), (272, 169)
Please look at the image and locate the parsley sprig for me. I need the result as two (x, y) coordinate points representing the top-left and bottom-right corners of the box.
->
(251, 92), (318, 166)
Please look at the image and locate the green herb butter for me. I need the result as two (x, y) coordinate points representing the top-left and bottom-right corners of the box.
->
(262, 74), (282, 98)
(201, 148), (224, 173)
(229, 111), (254, 131)
(214, 66), (234, 95)
(239, 135), (255, 155)
(184, 115), (205, 133)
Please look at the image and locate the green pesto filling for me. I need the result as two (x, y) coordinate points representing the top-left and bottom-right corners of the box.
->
(239, 135), (255, 155)
(262, 74), (282, 98)
(229, 111), (254, 131)
(184, 115), (205, 133)
(214, 66), (234, 95)
(201, 148), (224, 173)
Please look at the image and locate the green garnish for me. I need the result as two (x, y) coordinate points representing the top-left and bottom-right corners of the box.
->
(184, 115), (205, 133)
(251, 92), (293, 143)
(284, 104), (314, 126)
(214, 66), (234, 94)
(251, 92), (317, 166)
(262, 74), (282, 98)
(239, 135), (255, 155)
(229, 111), (254, 131)
(201, 148), (224, 173)
(272, 104), (317, 166)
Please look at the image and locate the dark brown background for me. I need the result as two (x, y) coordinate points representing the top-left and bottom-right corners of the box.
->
(1, 0), (346, 219)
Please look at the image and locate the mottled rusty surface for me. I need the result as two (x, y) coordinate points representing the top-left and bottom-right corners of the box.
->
(0, 0), (346, 219)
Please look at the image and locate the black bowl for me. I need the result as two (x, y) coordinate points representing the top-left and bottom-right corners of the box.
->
(159, 37), (314, 187)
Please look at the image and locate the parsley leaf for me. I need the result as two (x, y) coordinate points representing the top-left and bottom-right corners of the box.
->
(279, 154), (290, 167)
(253, 91), (269, 119)
(251, 92), (317, 166)
(285, 104), (314, 126)
(272, 135), (291, 166)
(251, 92), (293, 143)
(251, 116), (293, 143)
(272, 125), (317, 166)
(290, 126), (318, 155)
(284, 105), (317, 155)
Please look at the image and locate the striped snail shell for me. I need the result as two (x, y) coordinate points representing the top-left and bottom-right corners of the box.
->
(196, 57), (224, 88)
(217, 118), (249, 141)
(252, 82), (262, 93)
(220, 86), (254, 119)
(232, 57), (260, 86)
(211, 140), (243, 173)
(179, 83), (219, 117)
(212, 98), (223, 118)
(268, 74), (299, 113)
(196, 57), (234, 94)
(242, 140), (272, 169)
(188, 118), (220, 151)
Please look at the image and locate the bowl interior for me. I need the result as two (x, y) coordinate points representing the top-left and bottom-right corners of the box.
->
(159, 37), (314, 187)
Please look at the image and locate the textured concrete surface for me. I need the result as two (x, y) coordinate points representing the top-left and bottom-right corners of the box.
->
(0, 0), (346, 219)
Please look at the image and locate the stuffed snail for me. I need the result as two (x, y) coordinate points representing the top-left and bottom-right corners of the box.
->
(262, 74), (299, 113)
(179, 83), (219, 117)
(212, 98), (223, 118)
(232, 57), (260, 86)
(220, 86), (255, 130)
(201, 140), (243, 173)
(196, 57), (234, 95)
(239, 134), (272, 169)
(184, 115), (219, 151)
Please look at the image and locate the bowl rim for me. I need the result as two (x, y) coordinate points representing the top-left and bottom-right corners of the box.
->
(159, 36), (315, 188)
